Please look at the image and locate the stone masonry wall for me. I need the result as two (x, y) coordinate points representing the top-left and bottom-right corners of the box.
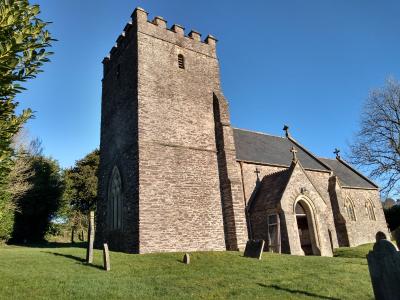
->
(95, 21), (139, 252)
(135, 8), (236, 253)
(339, 187), (388, 247)
(280, 163), (333, 256)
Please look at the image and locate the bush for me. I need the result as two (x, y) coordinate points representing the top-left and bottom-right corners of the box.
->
(0, 192), (14, 241)
(384, 205), (400, 231)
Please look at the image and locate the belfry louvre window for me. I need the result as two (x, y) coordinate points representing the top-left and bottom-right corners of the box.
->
(178, 54), (185, 69)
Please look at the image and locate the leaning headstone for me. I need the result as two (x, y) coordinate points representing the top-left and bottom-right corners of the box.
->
(103, 243), (111, 271)
(367, 232), (400, 300)
(183, 253), (190, 264)
(86, 211), (95, 264)
(244, 240), (265, 260)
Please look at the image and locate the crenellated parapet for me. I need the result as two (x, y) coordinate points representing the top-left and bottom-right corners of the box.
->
(102, 7), (218, 70)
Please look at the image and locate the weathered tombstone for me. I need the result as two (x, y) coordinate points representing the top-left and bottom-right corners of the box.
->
(367, 232), (400, 300)
(103, 243), (111, 271)
(86, 211), (95, 264)
(183, 253), (190, 264)
(244, 240), (265, 260)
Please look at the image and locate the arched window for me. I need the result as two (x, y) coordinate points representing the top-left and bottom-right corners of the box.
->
(108, 166), (123, 230)
(344, 198), (356, 221)
(178, 54), (185, 69)
(365, 200), (376, 221)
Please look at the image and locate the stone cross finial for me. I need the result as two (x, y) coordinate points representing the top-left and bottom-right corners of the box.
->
(254, 167), (261, 180)
(290, 146), (298, 162)
(283, 125), (290, 138)
(334, 148), (341, 159)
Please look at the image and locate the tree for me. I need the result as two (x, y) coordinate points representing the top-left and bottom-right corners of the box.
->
(0, 0), (54, 182)
(350, 78), (400, 196)
(11, 153), (63, 243)
(61, 150), (99, 242)
(0, 0), (54, 241)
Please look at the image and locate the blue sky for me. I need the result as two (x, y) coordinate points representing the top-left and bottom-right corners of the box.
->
(20, 0), (400, 168)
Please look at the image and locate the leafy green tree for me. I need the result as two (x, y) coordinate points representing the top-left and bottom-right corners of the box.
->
(11, 154), (63, 243)
(0, 0), (54, 241)
(0, 0), (54, 174)
(61, 150), (99, 242)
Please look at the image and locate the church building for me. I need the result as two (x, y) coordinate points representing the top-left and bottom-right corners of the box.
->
(95, 7), (388, 256)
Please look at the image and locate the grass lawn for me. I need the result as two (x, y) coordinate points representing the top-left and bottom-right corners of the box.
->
(0, 243), (374, 299)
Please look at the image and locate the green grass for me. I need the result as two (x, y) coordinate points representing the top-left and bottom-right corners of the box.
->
(333, 243), (373, 259)
(0, 244), (374, 299)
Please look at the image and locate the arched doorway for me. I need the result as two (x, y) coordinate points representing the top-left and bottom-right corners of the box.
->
(295, 200), (319, 255)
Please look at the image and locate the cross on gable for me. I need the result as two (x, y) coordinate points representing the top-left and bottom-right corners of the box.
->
(254, 167), (261, 175)
(334, 148), (341, 158)
(290, 146), (298, 162)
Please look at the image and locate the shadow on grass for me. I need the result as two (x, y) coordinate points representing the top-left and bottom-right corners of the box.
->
(258, 283), (340, 300)
(8, 242), (86, 249)
(42, 251), (104, 270)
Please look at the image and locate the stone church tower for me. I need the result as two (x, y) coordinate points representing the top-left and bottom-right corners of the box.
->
(95, 7), (248, 253)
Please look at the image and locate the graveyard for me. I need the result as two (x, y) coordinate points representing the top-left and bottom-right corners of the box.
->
(0, 243), (374, 299)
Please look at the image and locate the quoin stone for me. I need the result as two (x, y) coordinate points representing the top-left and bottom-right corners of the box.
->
(95, 7), (389, 256)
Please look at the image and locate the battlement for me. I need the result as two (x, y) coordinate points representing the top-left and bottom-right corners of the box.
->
(103, 7), (218, 64)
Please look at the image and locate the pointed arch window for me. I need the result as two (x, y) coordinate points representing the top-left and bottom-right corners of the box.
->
(108, 166), (123, 230)
(178, 54), (185, 69)
(344, 198), (356, 221)
(365, 200), (376, 221)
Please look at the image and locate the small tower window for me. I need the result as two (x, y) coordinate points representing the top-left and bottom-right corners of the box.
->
(116, 64), (120, 79)
(178, 54), (185, 69)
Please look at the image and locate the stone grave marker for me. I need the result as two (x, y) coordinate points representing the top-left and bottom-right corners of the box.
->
(86, 211), (95, 264)
(367, 232), (400, 300)
(103, 243), (111, 271)
(244, 240), (265, 260)
(183, 253), (190, 264)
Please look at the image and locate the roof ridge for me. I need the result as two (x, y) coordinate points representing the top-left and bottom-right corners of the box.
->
(232, 127), (286, 139)
(288, 136), (332, 171)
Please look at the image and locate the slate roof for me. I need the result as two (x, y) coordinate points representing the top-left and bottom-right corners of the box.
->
(319, 158), (377, 189)
(233, 128), (330, 171)
(233, 128), (378, 190)
(248, 169), (292, 212)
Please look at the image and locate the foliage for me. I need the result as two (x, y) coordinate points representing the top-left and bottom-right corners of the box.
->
(0, 0), (54, 242)
(63, 149), (99, 214)
(0, 0), (54, 177)
(57, 150), (98, 242)
(350, 78), (400, 196)
(0, 191), (14, 240)
(11, 155), (63, 243)
(384, 205), (400, 231)
(0, 132), (34, 241)
(0, 245), (373, 299)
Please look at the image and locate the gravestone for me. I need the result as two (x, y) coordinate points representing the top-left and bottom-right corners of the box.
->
(103, 243), (111, 271)
(86, 211), (95, 264)
(183, 253), (190, 264)
(367, 233), (400, 300)
(244, 240), (265, 260)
